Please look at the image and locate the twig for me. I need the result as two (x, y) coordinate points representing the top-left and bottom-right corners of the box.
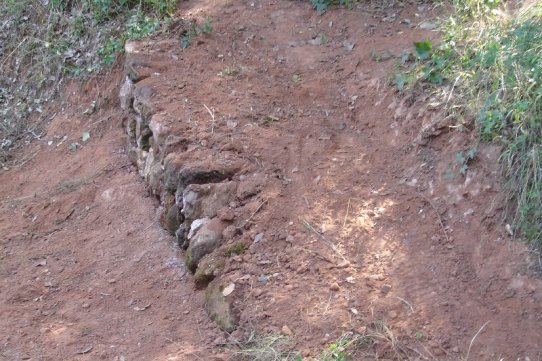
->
(445, 75), (461, 108)
(301, 218), (349, 263)
(417, 192), (449, 242)
(465, 321), (490, 361)
(323, 292), (333, 315)
(297, 246), (335, 264)
(395, 296), (414, 313)
(236, 198), (268, 229)
(342, 198), (351, 228)
(1, 37), (27, 69)
(406, 346), (429, 360)
(203, 104), (215, 133)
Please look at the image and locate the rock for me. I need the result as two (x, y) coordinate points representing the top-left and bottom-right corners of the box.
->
(380, 284), (392, 294)
(132, 84), (154, 123)
(182, 182), (238, 225)
(213, 337), (227, 346)
(254, 233), (264, 243)
(217, 207), (235, 222)
(430, 341), (445, 357)
(175, 223), (188, 249)
(178, 166), (236, 192)
(329, 282), (340, 292)
(236, 173), (266, 199)
(281, 325), (293, 337)
(222, 225), (238, 240)
(125, 54), (155, 83)
(205, 280), (239, 333)
(188, 217), (211, 240)
(194, 256), (225, 289)
(160, 193), (179, 234)
(119, 76), (134, 110)
(185, 218), (227, 272)
(162, 154), (242, 193)
(142, 149), (162, 195)
(148, 113), (171, 155)
(187, 218), (210, 240)
(161, 135), (189, 161)
(336, 260), (350, 268)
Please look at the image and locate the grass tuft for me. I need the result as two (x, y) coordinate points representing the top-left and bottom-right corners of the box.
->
(234, 333), (300, 361)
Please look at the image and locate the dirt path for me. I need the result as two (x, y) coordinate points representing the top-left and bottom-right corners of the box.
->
(1, 1), (542, 360)
(0, 78), (226, 360)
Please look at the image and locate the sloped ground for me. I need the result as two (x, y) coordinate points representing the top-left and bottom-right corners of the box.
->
(1, 1), (542, 360)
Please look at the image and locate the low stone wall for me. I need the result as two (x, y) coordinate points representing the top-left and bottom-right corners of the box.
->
(119, 40), (266, 332)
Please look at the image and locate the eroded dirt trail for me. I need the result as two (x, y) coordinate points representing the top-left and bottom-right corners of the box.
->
(1, 1), (542, 360)
(0, 79), (224, 360)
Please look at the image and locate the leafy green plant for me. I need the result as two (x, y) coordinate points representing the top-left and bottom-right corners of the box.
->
(455, 147), (477, 176)
(180, 17), (214, 49)
(98, 37), (124, 65)
(201, 17), (213, 34)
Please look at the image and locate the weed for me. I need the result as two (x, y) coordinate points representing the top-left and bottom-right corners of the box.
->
(398, 1), (542, 245)
(224, 242), (247, 257)
(201, 17), (213, 34)
(180, 17), (214, 49)
(455, 147), (477, 176)
(218, 66), (241, 77)
(317, 333), (365, 361)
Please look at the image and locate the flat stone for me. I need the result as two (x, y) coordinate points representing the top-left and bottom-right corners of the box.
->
(205, 280), (239, 333)
(236, 173), (266, 199)
(281, 325), (293, 337)
(119, 76), (134, 110)
(182, 182), (238, 225)
(185, 218), (227, 272)
(217, 207), (235, 222)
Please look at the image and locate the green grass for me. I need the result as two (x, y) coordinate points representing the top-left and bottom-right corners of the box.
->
(0, 0), (175, 163)
(399, 0), (542, 245)
(309, 0), (353, 14)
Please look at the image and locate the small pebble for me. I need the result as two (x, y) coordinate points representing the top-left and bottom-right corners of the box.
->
(380, 284), (392, 294)
(281, 325), (293, 337)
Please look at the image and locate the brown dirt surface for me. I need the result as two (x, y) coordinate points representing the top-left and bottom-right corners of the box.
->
(2, 1), (542, 360)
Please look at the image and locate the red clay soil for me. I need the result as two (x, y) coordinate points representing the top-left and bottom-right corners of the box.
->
(1, 1), (542, 360)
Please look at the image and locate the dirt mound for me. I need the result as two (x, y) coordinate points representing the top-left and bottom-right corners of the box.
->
(1, 0), (541, 360)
